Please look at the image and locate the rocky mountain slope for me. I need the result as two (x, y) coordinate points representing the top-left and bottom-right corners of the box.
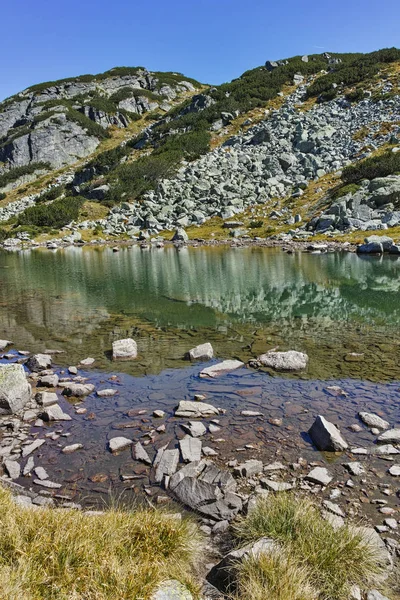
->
(0, 48), (400, 245)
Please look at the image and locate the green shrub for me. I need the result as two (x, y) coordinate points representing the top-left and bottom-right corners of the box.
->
(0, 228), (9, 242)
(249, 220), (264, 228)
(332, 183), (361, 199)
(345, 88), (365, 102)
(0, 192), (6, 201)
(342, 149), (400, 183)
(35, 185), (65, 204)
(17, 196), (84, 228)
(0, 163), (51, 189)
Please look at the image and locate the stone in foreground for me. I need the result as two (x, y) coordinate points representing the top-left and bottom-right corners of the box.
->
(377, 429), (400, 444)
(133, 441), (152, 465)
(257, 350), (309, 371)
(179, 437), (202, 463)
(4, 459), (21, 479)
(305, 467), (333, 486)
(186, 342), (214, 361)
(200, 359), (244, 378)
(308, 415), (348, 451)
(109, 437), (133, 453)
(26, 354), (52, 372)
(151, 579), (193, 600)
(155, 448), (179, 483)
(112, 338), (138, 360)
(40, 403), (71, 421)
(0, 364), (31, 414)
(175, 401), (219, 418)
(61, 383), (95, 397)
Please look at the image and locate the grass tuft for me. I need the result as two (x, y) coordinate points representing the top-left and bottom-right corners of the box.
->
(0, 486), (202, 599)
(234, 494), (382, 600)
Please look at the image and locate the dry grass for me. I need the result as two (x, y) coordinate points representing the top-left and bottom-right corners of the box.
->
(234, 494), (383, 600)
(0, 486), (202, 600)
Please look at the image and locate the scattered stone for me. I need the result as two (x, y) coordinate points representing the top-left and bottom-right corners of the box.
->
(38, 374), (59, 388)
(4, 459), (21, 479)
(186, 343), (214, 361)
(308, 415), (348, 451)
(153, 410), (165, 418)
(96, 389), (117, 397)
(384, 518), (397, 530)
(388, 465), (400, 476)
(68, 366), (78, 375)
(305, 467), (333, 486)
(373, 445), (400, 455)
(359, 412), (390, 430)
(257, 350), (309, 371)
(35, 391), (58, 407)
(62, 444), (83, 454)
(234, 460), (263, 477)
(112, 338), (138, 360)
(155, 448), (180, 483)
(33, 479), (62, 489)
(367, 591), (391, 600)
(241, 410), (262, 417)
(202, 447), (218, 457)
(26, 354), (52, 372)
(109, 437), (133, 453)
(199, 360), (244, 378)
(344, 462), (365, 476)
(175, 401), (219, 418)
(377, 429), (400, 444)
(23, 456), (34, 476)
(22, 439), (45, 457)
(40, 404), (71, 421)
(322, 500), (345, 517)
(80, 357), (95, 366)
(179, 437), (202, 463)
(61, 383), (95, 397)
(0, 340), (12, 351)
(264, 461), (286, 471)
(0, 364), (32, 414)
(133, 442), (151, 465)
(34, 466), (48, 480)
(260, 479), (294, 492)
(181, 421), (207, 437)
(209, 423), (221, 434)
(150, 579), (193, 600)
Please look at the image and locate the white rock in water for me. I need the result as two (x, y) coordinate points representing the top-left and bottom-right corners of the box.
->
(305, 467), (333, 486)
(26, 354), (52, 372)
(112, 338), (137, 360)
(41, 404), (71, 421)
(4, 459), (21, 480)
(96, 389), (117, 397)
(35, 391), (58, 407)
(358, 412), (389, 430)
(175, 401), (219, 418)
(33, 479), (61, 489)
(187, 343), (214, 361)
(308, 415), (348, 452)
(133, 442), (151, 464)
(62, 443), (83, 454)
(0, 364), (32, 414)
(181, 421), (207, 437)
(61, 383), (95, 397)
(377, 429), (400, 444)
(22, 439), (45, 457)
(200, 359), (244, 378)
(179, 436), (202, 463)
(388, 465), (400, 477)
(0, 340), (13, 351)
(155, 448), (179, 483)
(257, 350), (309, 371)
(80, 357), (95, 366)
(109, 437), (133, 453)
(34, 466), (48, 480)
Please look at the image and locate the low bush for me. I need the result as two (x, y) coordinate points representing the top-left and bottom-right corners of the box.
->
(342, 149), (400, 183)
(249, 220), (264, 228)
(234, 494), (382, 600)
(332, 183), (361, 199)
(0, 486), (201, 599)
(0, 163), (51, 189)
(0, 192), (6, 200)
(17, 196), (84, 228)
(0, 228), (8, 242)
(35, 185), (65, 204)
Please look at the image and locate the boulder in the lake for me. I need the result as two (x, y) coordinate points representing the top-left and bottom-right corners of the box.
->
(308, 415), (348, 451)
(200, 359), (244, 378)
(186, 342), (214, 361)
(356, 242), (383, 254)
(26, 354), (52, 372)
(364, 235), (394, 251)
(0, 340), (13, 351)
(40, 403), (71, 422)
(0, 364), (31, 414)
(256, 350), (309, 371)
(35, 391), (58, 407)
(61, 383), (95, 397)
(112, 338), (138, 360)
(172, 228), (189, 242)
(377, 429), (400, 444)
(175, 401), (219, 418)
(109, 437), (133, 453)
(359, 412), (389, 430)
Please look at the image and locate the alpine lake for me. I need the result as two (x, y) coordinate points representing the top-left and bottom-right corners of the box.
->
(0, 244), (399, 514)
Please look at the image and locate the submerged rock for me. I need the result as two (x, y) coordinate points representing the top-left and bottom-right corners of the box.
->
(308, 415), (348, 451)
(199, 360), (244, 378)
(109, 437), (132, 453)
(112, 338), (138, 360)
(257, 350), (309, 371)
(61, 383), (95, 397)
(175, 401), (219, 418)
(359, 412), (390, 430)
(186, 342), (214, 361)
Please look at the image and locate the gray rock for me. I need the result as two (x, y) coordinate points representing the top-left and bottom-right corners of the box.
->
(357, 242), (383, 254)
(388, 465), (400, 476)
(112, 338), (138, 360)
(35, 391), (58, 406)
(4, 459), (21, 479)
(23, 456), (34, 476)
(38, 374), (59, 388)
(33, 479), (62, 489)
(96, 389), (117, 397)
(305, 467), (333, 486)
(260, 479), (294, 492)
(109, 437), (132, 453)
(181, 421), (207, 437)
(234, 460), (263, 477)
(171, 228), (189, 242)
(308, 415), (348, 451)
(61, 383), (95, 397)
(34, 466), (48, 480)
(40, 403), (71, 421)
(364, 235), (393, 250)
(377, 429), (400, 444)
(344, 462), (365, 476)
(26, 354), (52, 372)
(22, 439), (45, 457)
(0, 340), (12, 351)
(179, 437), (202, 462)
(359, 412), (390, 430)
(187, 343), (214, 361)
(150, 579), (193, 600)
(155, 448), (180, 483)
(62, 443), (83, 454)
(175, 401), (219, 418)
(0, 364), (31, 414)
(199, 360), (244, 378)
(367, 591), (391, 600)
(257, 350), (308, 371)
(133, 441), (151, 464)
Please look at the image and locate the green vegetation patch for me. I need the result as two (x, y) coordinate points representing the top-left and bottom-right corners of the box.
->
(0, 163), (51, 189)
(331, 183), (361, 199)
(342, 149), (400, 183)
(17, 195), (84, 228)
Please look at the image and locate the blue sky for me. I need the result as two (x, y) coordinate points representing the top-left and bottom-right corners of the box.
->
(1, 0), (399, 101)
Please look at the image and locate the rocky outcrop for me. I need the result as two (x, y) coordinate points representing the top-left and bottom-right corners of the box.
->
(0, 364), (31, 414)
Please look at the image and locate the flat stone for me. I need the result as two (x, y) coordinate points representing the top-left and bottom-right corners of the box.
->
(153, 410), (165, 418)
(260, 479), (294, 492)
(344, 462), (365, 476)
(4, 459), (21, 479)
(61, 383), (95, 397)
(150, 579), (193, 600)
(359, 412), (390, 430)
(112, 338), (137, 360)
(109, 437), (132, 453)
(305, 467), (333, 486)
(179, 437), (202, 463)
(133, 442), (151, 464)
(377, 429), (400, 444)
(68, 366), (78, 375)
(155, 448), (180, 483)
(41, 404), (71, 421)
(384, 518), (397, 530)
(80, 357), (95, 366)
(34, 466), (48, 480)
(388, 465), (400, 476)
(175, 401), (219, 418)
(241, 410), (262, 416)
(199, 360), (244, 378)
(22, 439), (45, 457)
(38, 374), (59, 388)
(187, 343), (214, 361)
(264, 461), (286, 471)
(35, 391), (58, 407)
(234, 460), (263, 477)
(373, 444), (400, 455)
(96, 389), (117, 397)
(367, 591), (391, 600)
(182, 421), (207, 437)
(322, 500), (345, 517)
(0, 364), (32, 414)
(62, 444), (83, 454)
(33, 479), (62, 489)
(23, 456), (34, 476)
(257, 350), (309, 371)
(202, 447), (218, 456)
(308, 415), (348, 452)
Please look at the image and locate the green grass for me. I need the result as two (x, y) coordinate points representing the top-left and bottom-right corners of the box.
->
(0, 486), (201, 600)
(234, 494), (383, 600)
(342, 148), (400, 183)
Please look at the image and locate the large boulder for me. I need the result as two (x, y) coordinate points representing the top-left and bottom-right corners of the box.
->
(186, 343), (214, 361)
(0, 364), (31, 414)
(257, 350), (308, 371)
(26, 354), (52, 372)
(112, 338), (138, 360)
(364, 235), (393, 251)
(356, 242), (383, 254)
(308, 415), (348, 451)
